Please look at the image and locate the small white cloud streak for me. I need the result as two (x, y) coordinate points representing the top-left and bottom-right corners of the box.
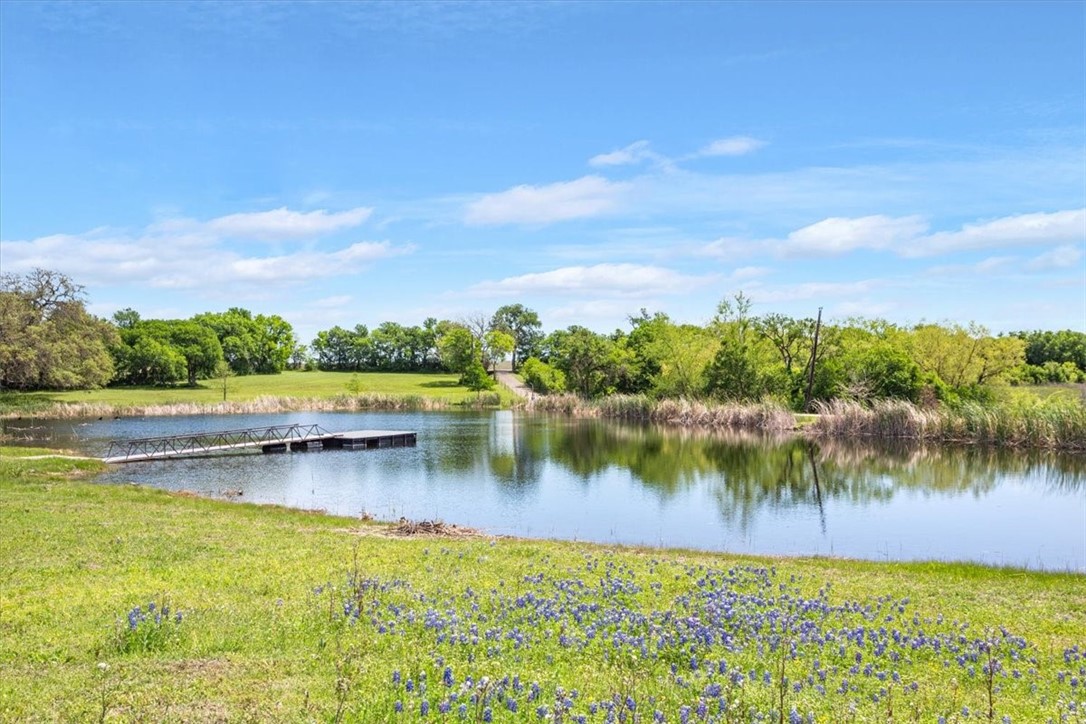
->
(925, 256), (1017, 277)
(151, 206), (373, 241)
(1026, 244), (1083, 271)
(697, 236), (772, 260)
(782, 215), (928, 256)
(697, 136), (766, 157)
(464, 176), (631, 226)
(2, 231), (411, 290)
(468, 263), (716, 297)
(220, 242), (403, 285)
(730, 266), (772, 282)
(908, 209), (1085, 257)
(718, 208), (1084, 259)
(589, 140), (657, 167)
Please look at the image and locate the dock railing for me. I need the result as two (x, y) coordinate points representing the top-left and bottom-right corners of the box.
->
(102, 423), (330, 463)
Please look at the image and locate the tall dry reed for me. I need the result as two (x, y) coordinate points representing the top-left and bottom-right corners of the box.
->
(525, 393), (795, 432)
(32, 393), (460, 419)
(808, 398), (1086, 450)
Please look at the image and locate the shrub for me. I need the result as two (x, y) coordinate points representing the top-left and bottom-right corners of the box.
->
(519, 357), (565, 394)
(460, 361), (495, 392)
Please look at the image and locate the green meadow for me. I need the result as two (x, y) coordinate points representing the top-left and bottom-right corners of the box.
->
(1, 450), (1083, 721)
(0, 371), (517, 416)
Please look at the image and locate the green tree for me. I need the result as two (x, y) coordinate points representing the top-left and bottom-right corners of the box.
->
(0, 269), (117, 390)
(549, 326), (615, 398)
(252, 313), (296, 373)
(490, 304), (543, 370)
(168, 320), (224, 386)
(111, 308), (141, 330)
(112, 319), (223, 386)
(1025, 329), (1086, 370)
(704, 293), (774, 402)
(213, 359), (235, 401)
(195, 308), (296, 375)
(705, 338), (766, 401)
(833, 322), (923, 402)
(909, 323), (1026, 392)
(113, 333), (187, 386)
(461, 360), (496, 391)
(483, 329), (515, 371)
(438, 326), (479, 375)
(310, 326), (357, 370)
(519, 357), (566, 394)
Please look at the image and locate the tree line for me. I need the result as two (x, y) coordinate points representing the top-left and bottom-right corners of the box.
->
(519, 295), (1081, 409)
(1, 271), (1083, 410)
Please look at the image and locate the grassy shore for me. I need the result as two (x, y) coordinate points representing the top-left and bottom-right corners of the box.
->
(0, 371), (516, 418)
(3, 377), (1084, 450)
(1, 450), (1083, 721)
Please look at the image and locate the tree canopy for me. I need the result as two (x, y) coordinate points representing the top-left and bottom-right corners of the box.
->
(0, 270), (117, 390)
(4, 271), (1070, 405)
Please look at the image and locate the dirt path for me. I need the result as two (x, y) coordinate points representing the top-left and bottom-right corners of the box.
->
(494, 370), (533, 400)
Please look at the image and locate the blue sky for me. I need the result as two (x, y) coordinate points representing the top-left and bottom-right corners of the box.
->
(1, 1), (1083, 345)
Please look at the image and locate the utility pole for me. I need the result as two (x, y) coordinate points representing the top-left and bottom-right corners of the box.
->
(803, 307), (823, 412)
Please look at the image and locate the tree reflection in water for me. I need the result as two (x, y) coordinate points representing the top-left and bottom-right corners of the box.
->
(512, 416), (1084, 534)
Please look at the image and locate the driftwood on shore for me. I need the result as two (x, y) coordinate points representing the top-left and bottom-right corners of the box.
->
(389, 517), (482, 538)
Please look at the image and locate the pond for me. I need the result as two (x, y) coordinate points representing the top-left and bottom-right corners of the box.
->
(5, 410), (1084, 571)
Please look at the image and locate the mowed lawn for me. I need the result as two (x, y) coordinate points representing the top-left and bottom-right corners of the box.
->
(1, 371), (517, 412)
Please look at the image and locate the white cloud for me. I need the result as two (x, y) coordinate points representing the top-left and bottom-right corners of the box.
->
(698, 236), (765, 260)
(152, 206), (373, 241)
(464, 175), (630, 226)
(218, 242), (404, 285)
(974, 255), (1017, 273)
(697, 136), (766, 157)
(717, 209), (1085, 260)
(1, 225), (411, 291)
(781, 215), (928, 256)
(729, 266), (772, 282)
(468, 263), (715, 297)
(906, 209), (1085, 257)
(1026, 244), (1083, 271)
(589, 140), (658, 167)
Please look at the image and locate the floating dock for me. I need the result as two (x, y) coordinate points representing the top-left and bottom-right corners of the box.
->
(261, 430), (417, 454)
(102, 424), (416, 464)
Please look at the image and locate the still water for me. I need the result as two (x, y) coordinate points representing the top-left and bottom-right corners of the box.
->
(6, 411), (1084, 571)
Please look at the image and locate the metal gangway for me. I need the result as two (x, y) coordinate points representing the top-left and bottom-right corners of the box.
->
(102, 423), (331, 464)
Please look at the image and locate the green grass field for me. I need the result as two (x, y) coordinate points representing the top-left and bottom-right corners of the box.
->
(1, 449), (1083, 721)
(0, 371), (517, 416)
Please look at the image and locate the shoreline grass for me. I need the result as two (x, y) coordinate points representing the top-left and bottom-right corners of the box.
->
(526, 393), (797, 432)
(4, 376), (1085, 450)
(809, 398), (1086, 451)
(2, 450), (1084, 721)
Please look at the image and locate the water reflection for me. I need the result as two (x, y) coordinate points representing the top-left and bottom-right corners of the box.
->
(502, 417), (1083, 534)
(3, 411), (1083, 569)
